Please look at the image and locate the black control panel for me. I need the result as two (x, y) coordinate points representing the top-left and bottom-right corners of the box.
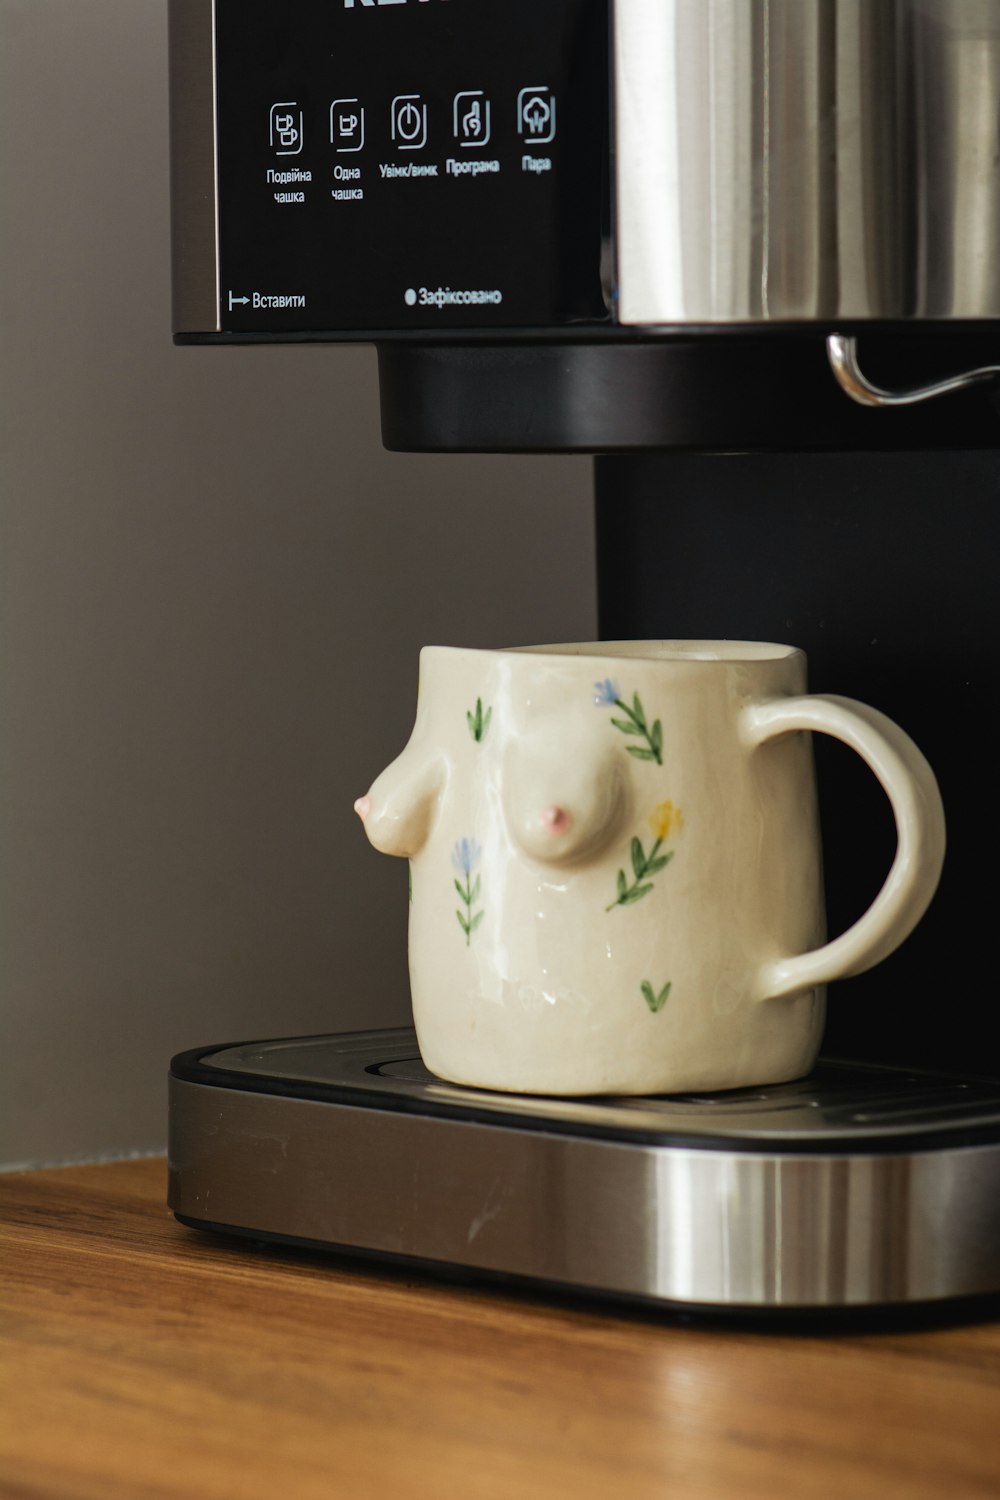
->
(214, 0), (610, 335)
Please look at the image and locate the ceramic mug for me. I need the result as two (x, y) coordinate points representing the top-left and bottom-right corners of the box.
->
(355, 641), (945, 1096)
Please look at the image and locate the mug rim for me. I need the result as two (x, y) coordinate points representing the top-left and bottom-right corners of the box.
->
(421, 639), (805, 666)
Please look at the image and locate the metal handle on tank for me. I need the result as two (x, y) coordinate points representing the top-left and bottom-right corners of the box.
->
(827, 334), (1000, 408)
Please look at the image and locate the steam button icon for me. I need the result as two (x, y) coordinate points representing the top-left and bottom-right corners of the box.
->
(517, 86), (557, 145)
(391, 95), (428, 150)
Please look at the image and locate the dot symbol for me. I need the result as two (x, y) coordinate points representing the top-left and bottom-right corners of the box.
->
(404, 288), (417, 306)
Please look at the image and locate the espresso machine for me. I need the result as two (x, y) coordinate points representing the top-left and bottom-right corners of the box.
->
(167, 0), (1000, 1312)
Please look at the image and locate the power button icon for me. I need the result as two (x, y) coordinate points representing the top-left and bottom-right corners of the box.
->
(391, 94), (428, 150)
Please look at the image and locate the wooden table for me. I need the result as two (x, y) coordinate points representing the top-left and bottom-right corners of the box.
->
(3, 1159), (1000, 1499)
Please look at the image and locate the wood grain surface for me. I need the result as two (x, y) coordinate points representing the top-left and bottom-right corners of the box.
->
(2, 1158), (1000, 1500)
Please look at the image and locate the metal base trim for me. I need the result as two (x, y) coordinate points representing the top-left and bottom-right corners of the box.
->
(168, 1056), (1000, 1309)
(172, 1210), (1000, 1328)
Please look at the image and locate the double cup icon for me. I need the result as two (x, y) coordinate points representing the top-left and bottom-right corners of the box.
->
(269, 102), (303, 155)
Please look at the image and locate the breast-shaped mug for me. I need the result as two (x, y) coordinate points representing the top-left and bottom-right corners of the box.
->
(355, 641), (946, 1096)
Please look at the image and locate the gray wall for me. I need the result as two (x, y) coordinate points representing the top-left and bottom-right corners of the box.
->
(0, 0), (595, 1167)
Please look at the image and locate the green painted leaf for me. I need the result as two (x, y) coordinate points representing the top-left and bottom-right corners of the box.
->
(616, 869), (627, 899)
(611, 717), (643, 736)
(626, 746), (656, 761)
(482, 706), (492, 737)
(454, 878), (468, 900)
(456, 910), (470, 934)
(468, 698), (491, 741)
(630, 837), (646, 879)
(645, 852), (674, 875)
(632, 692), (644, 723)
(470, 910), (485, 932)
(643, 980), (672, 1013)
(651, 719), (663, 756)
(622, 883), (654, 904)
(470, 874), (481, 904)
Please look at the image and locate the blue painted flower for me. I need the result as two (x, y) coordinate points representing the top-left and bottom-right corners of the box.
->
(452, 837), (484, 945)
(594, 677), (620, 706)
(451, 836), (481, 875)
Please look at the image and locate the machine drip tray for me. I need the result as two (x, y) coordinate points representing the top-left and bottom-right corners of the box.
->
(169, 1029), (1000, 1312)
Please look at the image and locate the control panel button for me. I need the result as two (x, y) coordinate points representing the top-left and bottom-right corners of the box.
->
(269, 102), (304, 155)
(331, 99), (365, 152)
(453, 91), (491, 148)
(517, 86), (556, 144)
(391, 94), (428, 150)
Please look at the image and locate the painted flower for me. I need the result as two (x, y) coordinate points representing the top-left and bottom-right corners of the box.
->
(649, 800), (683, 842)
(597, 682), (664, 765)
(451, 836), (481, 876)
(453, 836), (484, 945)
(607, 802), (682, 912)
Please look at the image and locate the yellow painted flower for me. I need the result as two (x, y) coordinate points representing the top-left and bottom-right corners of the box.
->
(649, 800), (683, 842)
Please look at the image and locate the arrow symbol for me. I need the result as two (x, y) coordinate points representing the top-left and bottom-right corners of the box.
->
(228, 292), (250, 308)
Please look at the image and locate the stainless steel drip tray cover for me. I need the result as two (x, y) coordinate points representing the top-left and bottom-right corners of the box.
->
(181, 1028), (1000, 1150)
(169, 1031), (1000, 1309)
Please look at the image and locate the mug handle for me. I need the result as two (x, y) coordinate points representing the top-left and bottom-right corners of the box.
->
(740, 695), (946, 1003)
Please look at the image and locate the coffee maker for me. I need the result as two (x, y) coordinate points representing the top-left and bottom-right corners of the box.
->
(167, 0), (1000, 1311)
